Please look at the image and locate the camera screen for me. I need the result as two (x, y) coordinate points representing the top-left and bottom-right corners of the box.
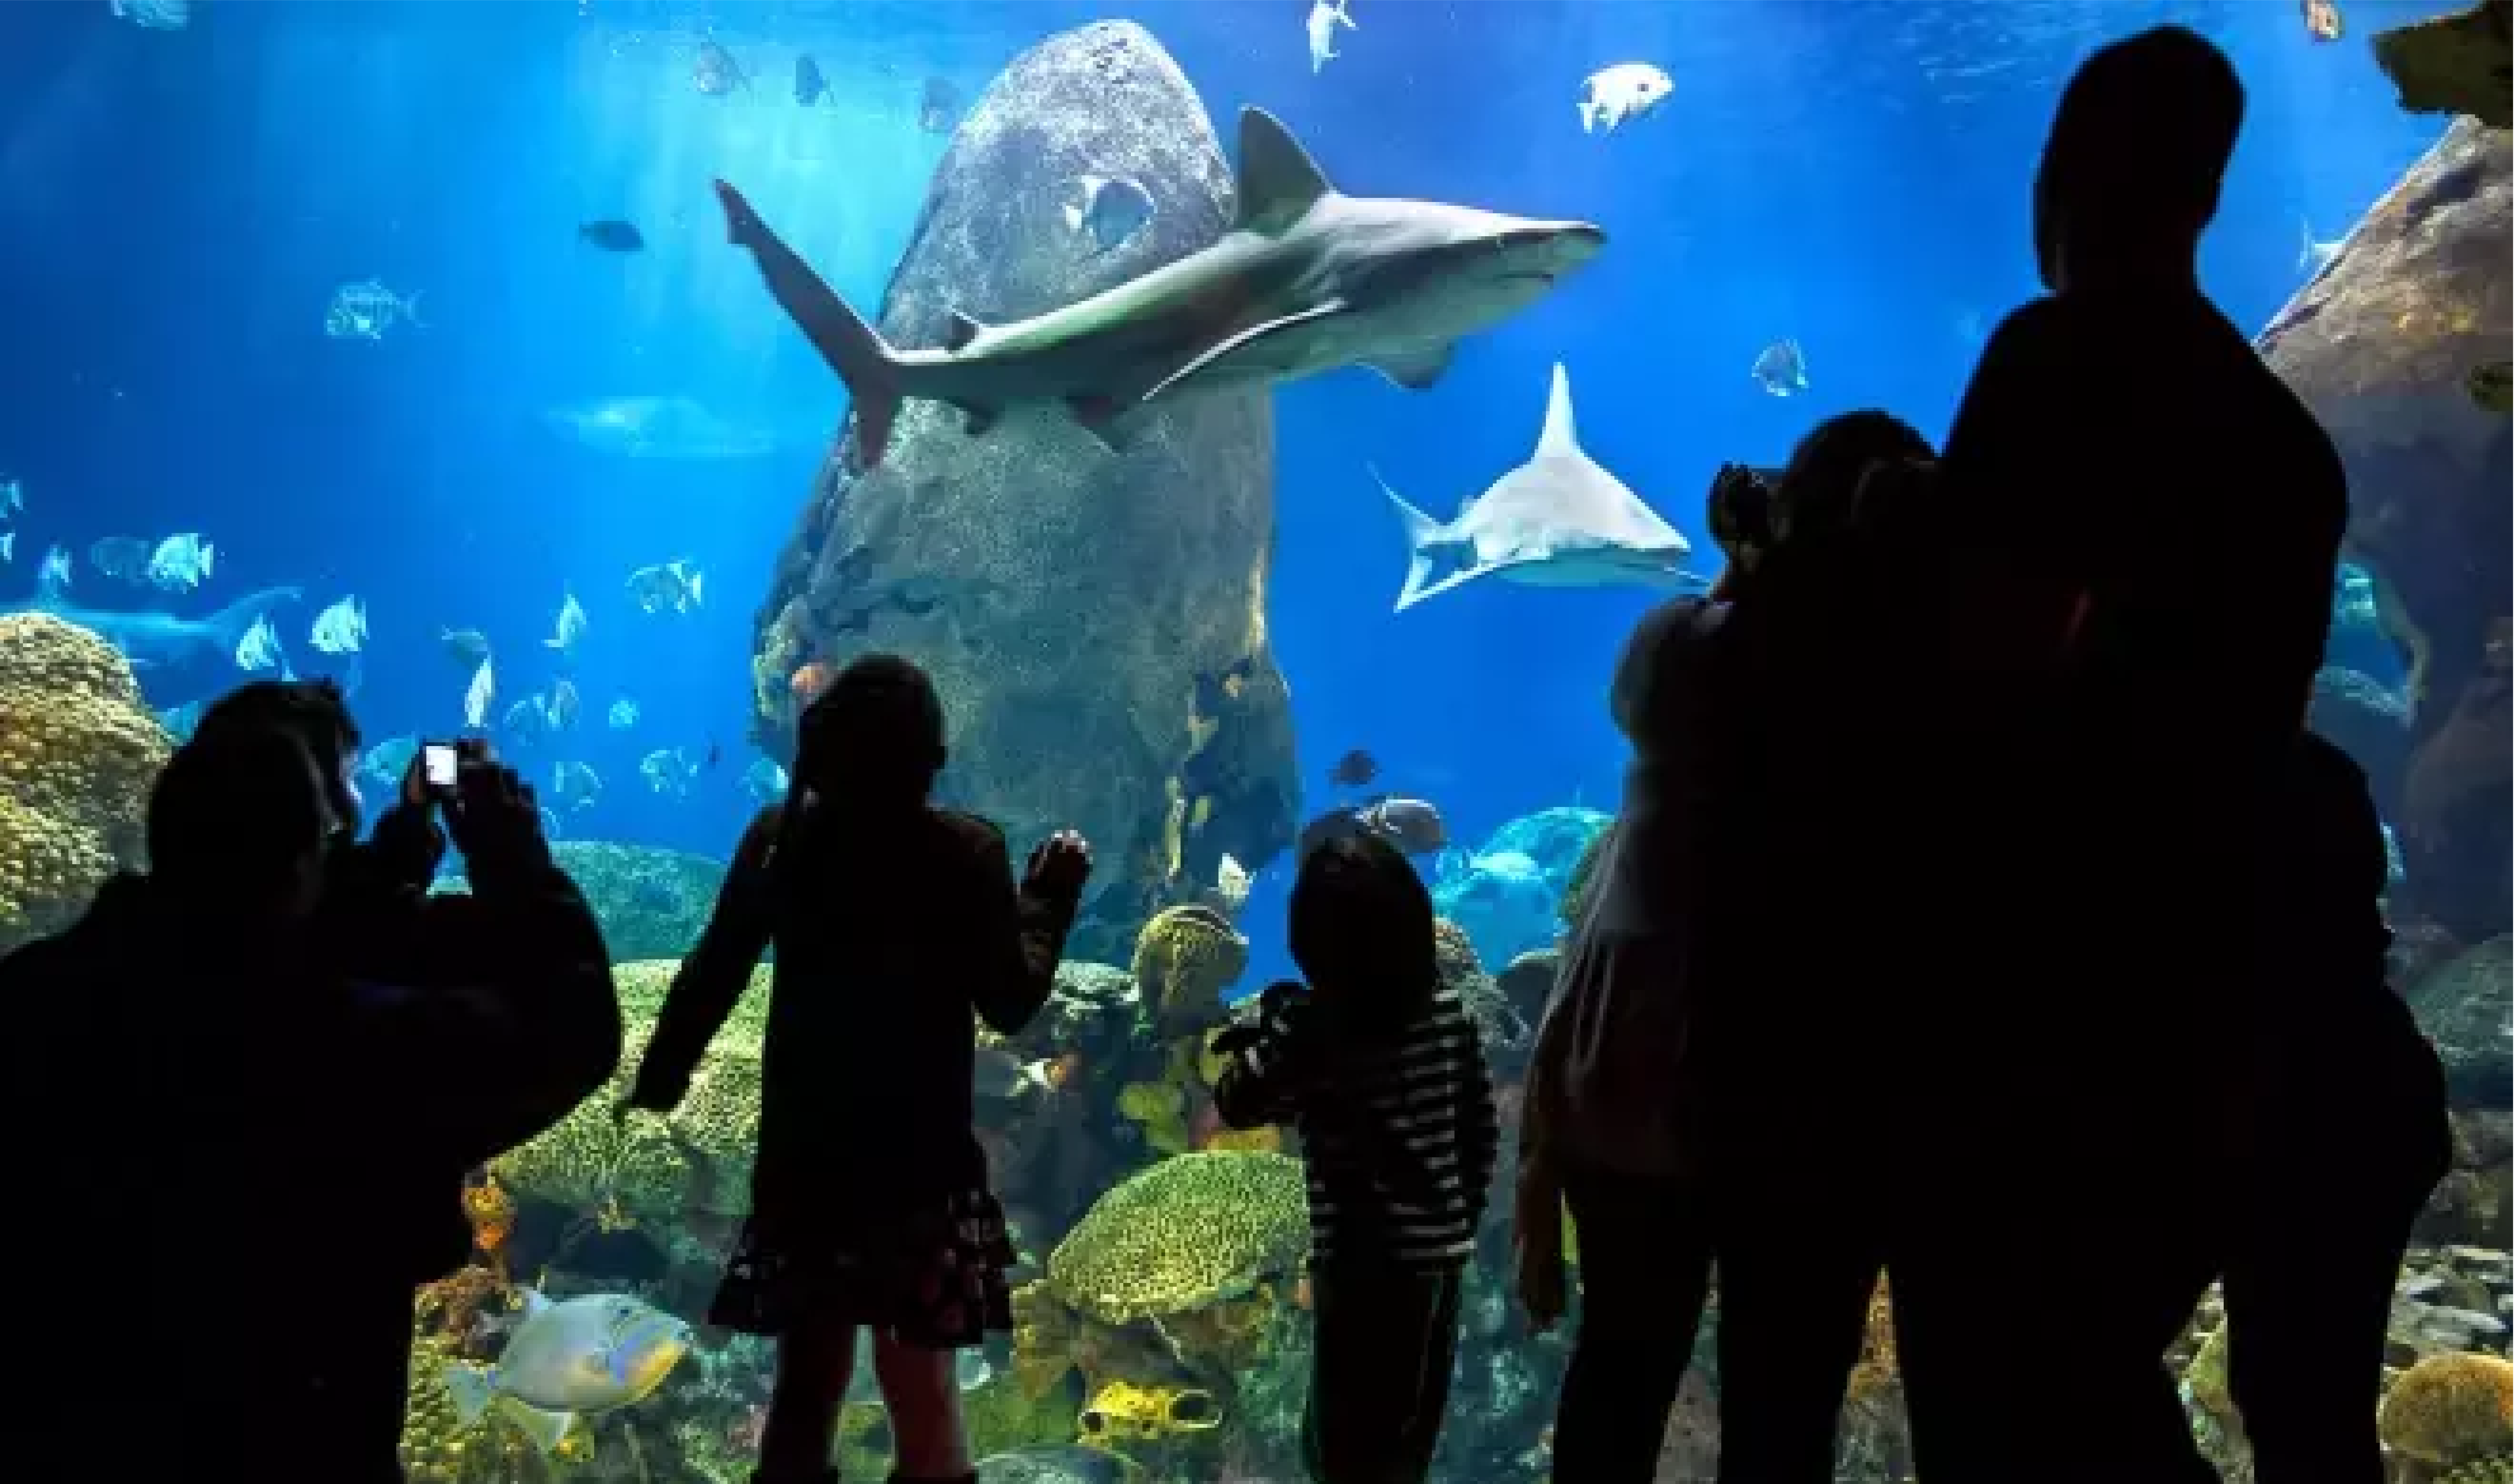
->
(422, 745), (459, 790)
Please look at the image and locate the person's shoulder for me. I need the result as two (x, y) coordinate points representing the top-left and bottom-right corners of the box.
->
(1981, 294), (2072, 352)
(929, 807), (1010, 858)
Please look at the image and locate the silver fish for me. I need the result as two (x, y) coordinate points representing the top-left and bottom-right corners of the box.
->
(1750, 337), (1808, 397)
(442, 1290), (691, 1455)
(310, 595), (367, 655)
(145, 533), (215, 592)
(626, 560), (704, 616)
(325, 279), (425, 341)
(545, 589), (587, 656)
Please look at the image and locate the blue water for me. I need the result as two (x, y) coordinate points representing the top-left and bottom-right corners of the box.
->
(0, 0), (2450, 981)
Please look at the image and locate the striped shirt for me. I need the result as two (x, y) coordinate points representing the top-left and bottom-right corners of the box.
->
(1214, 978), (1500, 1270)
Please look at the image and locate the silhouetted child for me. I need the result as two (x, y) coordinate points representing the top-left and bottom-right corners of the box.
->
(2222, 731), (2450, 1484)
(627, 655), (1092, 1484)
(1214, 832), (1500, 1484)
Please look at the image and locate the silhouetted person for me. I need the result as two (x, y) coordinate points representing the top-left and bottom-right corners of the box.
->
(2223, 732), (2449, 1484)
(624, 654), (1091, 1484)
(5, 722), (618, 1484)
(1898, 25), (2350, 1482)
(1703, 411), (1937, 1483)
(1215, 832), (1499, 1484)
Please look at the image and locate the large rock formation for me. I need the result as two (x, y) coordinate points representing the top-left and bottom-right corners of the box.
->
(2258, 118), (2511, 941)
(747, 23), (1297, 940)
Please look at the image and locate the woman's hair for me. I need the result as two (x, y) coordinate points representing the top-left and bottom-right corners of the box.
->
(195, 679), (361, 826)
(148, 725), (330, 890)
(1288, 831), (1441, 1030)
(792, 653), (947, 806)
(1773, 411), (1936, 550)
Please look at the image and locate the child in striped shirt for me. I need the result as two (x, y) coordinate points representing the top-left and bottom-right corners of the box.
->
(1214, 830), (1500, 1484)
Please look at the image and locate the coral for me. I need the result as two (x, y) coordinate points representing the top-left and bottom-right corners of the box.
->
(1129, 904), (1250, 1026)
(546, 840), (729, 961)
(1117, 1079), (1192, 1156)
(610, 958), (773, 1039)
(0, 615), (172, 955)
(1043, 1150), (1309, 1326)
(1435, 919), (1529, 1061)
(2408, 935), (2514, 1108)
(2379, 1351), (2514, 1466)
(402, 1327), (545, 1483)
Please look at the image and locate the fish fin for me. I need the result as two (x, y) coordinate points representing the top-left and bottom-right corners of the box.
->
(1336, 0), (1357, 24)
(443, 1363), (497, 1427)
(1232, 107), (1334, 235)
(1140, 300), (1347, 404)
(1533, 362), (1580, 457)
(1579, 99), (1599, 134)
(404, 290), (426, 329)
(715, 180), (906, 469)
(1367, 344), (1454, 390)
(1064, 397), (1128, 452)
(200, 543), (216, 578)
(498, 1397), (577, 1455)
(1371, 465), (1458, 613)
(962, 405), (1000, 436)
(689, 570), (704, 607)
(944, 309), (986, 352)
(518, 1286), (552, 1318)
(206, 586), (305, 656)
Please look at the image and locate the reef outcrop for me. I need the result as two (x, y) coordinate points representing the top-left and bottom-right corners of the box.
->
(2257, 118), (2511, 940)
(0, 614), (171, 956)
(745, 21), (1298, 945)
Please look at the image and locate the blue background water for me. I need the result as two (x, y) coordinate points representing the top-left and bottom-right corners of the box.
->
(0, 0), (2445, 980)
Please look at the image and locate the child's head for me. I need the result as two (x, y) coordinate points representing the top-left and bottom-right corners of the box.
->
(794, 653), (947, 806)
(1288, 831), (1440, 1017)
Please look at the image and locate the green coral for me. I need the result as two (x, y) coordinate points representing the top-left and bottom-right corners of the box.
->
(1045, 1150), (1308, 1324)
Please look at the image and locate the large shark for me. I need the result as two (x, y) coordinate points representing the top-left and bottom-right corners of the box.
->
(715, 106), (1606, 468)
(5, 577), (302, 672)
(1375, 363), (1705, 612)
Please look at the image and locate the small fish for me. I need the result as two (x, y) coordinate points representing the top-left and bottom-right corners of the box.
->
(579, 220), (646, 254)
(607, 696), (640, 730)
(1213, 853), (1252, 916)
(464, 656), (494, 729)
(442, 627), (492, 668)
(538, 805), (564, 840)
(145, 533), (216, 592)
(694, 39), (748, 97)
(359, 736), (419, 796)
(0, 477), (21, 516)
(794, 53), (829, 106)
(1750, 337), (1809, 397)
(640, 747), (701, 797)
(325, 279), (425, 341)
(917, 76), (960, 134)
(2468, 360), (2511, 414)
(1328, 748), (1379, 788)
(741, 757), (789, 802)
(545, 589), (588, 656)
(503, 695), (553, 744)
(39, 544), (71, 593)
(442, 1290), (692, 1455)
(1061, 174), (1156, 255)
(551, 760), (603, 812)
(2298, 217), (2344, 276)
(1579, 63), (1673, 134)
(89, 536), (153, 584)
(310, 595), (368, 655)
(234, 614), (286, 673)
(973, 1044), (1060, 1101)
(704, 741), (722, 770)
(546, 678), (582, 731)
(157, 698), (204, 742)
(1306, 0), (1357, 73)
(0, 531), (13, 565)
(626, 560), (704, 616)
(107, 0), (189, 29)
(2302, 0), (2344, 41)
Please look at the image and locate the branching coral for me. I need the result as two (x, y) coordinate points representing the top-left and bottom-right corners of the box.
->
(0, 615), (171, 955)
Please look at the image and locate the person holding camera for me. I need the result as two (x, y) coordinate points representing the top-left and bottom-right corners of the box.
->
(1213, 830), (1499, 1484)
(5, 711), (618, 1484)
(624, 654), (1091, 1484)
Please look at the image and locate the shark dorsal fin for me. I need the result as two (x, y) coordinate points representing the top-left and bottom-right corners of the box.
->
(944, 310), (986, 353)
(1234, 108), (1333, 236)
(1534, 362), (1580, 458)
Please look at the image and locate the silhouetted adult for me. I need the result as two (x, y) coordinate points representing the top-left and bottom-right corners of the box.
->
(1703, 411), (1937, 1483)
(2223, 732), (2449, 1484)
(4, 722), (619, 1484)
(625, 654), (1092, 1484)
(1896, 26), (2350, 1483)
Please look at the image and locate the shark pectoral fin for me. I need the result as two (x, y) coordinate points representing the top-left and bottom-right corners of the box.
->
(961, 404), (1001, 436)
(1368, 344), (1455, 391)
(1233, 108), (1335, 235)
(1065, 395), (1135, 453)
(944, 310), (987, 352)
(1142, 300), (1348, 404)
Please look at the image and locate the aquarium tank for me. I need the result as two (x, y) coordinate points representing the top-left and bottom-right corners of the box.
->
(0, 0), (2506, 1479)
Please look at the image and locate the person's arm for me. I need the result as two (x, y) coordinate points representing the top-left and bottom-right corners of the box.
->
(627, 808), (782, 1112)
(1460, 1023), (1501, 1202)
(1609, 599), (1694, 739)
(1940, 301), (2096, 670)
(970, 824), (1086, 1036)
(1213, 981), (1314, 1129)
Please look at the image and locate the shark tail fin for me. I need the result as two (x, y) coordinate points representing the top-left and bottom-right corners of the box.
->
(1372, 464), (1451, 613)
(715, 178), (906, 469)
(206, 585), (304, 654)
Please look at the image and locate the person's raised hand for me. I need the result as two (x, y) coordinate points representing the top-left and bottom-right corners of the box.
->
(446, 758), (545, 867)
(1022, 828), (1092, 901)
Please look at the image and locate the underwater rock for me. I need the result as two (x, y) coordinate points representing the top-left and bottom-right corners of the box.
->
(2257, 118), (2511, 940)
(747, 20), (1297, 945)
(437, 839), (727, 962)
(2407, 934), (2513, 1108)
(2374, 0), (2511, 129)
(0, 615), (171, 957)
(1433, 806), (1613, 967)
